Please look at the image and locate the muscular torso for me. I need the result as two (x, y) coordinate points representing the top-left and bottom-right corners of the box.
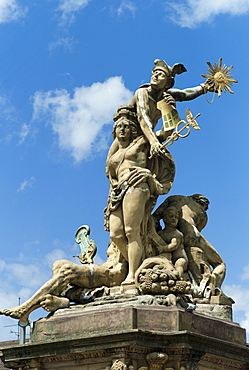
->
(108, 136), (148, 185)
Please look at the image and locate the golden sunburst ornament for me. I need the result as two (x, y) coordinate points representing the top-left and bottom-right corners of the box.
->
(202, 58), (238, 98)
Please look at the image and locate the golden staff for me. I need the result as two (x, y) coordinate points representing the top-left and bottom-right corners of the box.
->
(149, 108), (201, 159)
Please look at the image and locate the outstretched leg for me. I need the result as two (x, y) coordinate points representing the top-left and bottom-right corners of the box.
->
(0, 260), (106, 321)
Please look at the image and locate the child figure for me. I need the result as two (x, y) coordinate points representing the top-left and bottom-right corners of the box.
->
(157, 206), (188, 278)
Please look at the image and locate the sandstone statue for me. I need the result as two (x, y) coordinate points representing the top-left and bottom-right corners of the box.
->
(154, 205), (188, 278)
(105, 106), (175, 285)
(0, 242), (127, 322)
(0, 58), (237, 321)
(152, 194), (226, 297)
(107, 59), (210, 163)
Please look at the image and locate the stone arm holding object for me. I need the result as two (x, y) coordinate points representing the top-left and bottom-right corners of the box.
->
(128, 59), (211, 158)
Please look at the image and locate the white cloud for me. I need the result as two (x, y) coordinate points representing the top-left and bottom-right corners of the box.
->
(5, 263), (48, 289)
(0, 0), (27, 24)
(165, 0), (249, 28)
(0, 285), (34, 341)
(0, 256), (50, 338)
(224, 284), (249, 337)
(0, 95), (16, 122)
(48, 37), (77, 53)
(45, 248), (68, 267)
(4, 122), (32, 145)
(0, 94), (32, 144)
(17, 176), (35, 192)
(116, 1), (136, 16)
(32, 76), (133, 162)
(18, 123), (31, 144)
(0, 259), (6, 272)
(57, 0), (92, 23)
(0, 248), (70, 341)
(241, 263), (249, 280)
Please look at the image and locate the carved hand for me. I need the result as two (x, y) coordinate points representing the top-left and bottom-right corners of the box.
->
(201, 81), (217, 93)
(126, 167), (152, 188)
(163, 92), (176, 107)
(150, 141), (166, 157)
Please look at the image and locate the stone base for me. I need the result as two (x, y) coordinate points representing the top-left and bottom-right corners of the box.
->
(195, 302), (233, 321)
(31, 303), (242, 344)
(1, 297), (249, 370)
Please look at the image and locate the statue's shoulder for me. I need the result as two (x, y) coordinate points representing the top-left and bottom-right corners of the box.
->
(131, 85), (150, 105)
(139, 83), (150, 88)
(134, 84), (150, 96)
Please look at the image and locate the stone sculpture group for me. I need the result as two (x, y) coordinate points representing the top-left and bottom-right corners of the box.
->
(1, 59), (235, 323)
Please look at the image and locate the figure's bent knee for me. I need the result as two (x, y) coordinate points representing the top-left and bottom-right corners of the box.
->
(52, 259), (71, 274)
(125, 225), (140, 240)
(59, 263), (77, 279)
(175, 258), (187, 269)
(110, 229), (126, 242)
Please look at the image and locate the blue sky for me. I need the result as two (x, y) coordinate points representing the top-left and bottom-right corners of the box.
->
(0, 0), (249, 341)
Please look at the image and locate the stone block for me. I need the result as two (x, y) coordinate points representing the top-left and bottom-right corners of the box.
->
(31, 303), (246, 346)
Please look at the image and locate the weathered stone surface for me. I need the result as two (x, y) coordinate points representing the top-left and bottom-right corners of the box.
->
(1, 309), (249, 370)
(30, 303), (245, 345)
(195, 303), (233, 321)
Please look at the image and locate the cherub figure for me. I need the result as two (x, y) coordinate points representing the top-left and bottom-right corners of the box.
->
(156, 206), (188, 278)
(153, 194), (225, 290)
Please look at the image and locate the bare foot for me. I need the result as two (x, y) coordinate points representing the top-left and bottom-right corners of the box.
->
(40, 294), (70, 312)
(0, 306), (29, 322)
(121, 274), (135, 285)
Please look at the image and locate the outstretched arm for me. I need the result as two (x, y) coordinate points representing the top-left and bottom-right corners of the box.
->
(169, 85), (204, 102)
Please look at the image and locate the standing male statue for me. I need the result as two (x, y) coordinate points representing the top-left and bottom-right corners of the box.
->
(107, 59), (209, 162)
(128, 59), (209, 156)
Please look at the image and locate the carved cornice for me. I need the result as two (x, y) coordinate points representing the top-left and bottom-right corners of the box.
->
(107, 346), (149, 356)
(1, 330), (249, 368)
(40, 350), (108, 363)
(201, 354), (247, 369)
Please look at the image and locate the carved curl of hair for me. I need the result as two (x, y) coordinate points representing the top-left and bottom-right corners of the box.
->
(164, 205), (180, 216)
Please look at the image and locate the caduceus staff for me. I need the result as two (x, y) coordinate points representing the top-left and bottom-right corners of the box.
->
(149, 58), (237, 158)
(149, 104), (201, 159)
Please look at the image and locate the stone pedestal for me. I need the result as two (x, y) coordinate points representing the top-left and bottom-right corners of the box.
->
(1, 296), (249, 370)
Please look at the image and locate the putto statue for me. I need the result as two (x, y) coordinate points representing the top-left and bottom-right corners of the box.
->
(0, 58), (237, 323)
